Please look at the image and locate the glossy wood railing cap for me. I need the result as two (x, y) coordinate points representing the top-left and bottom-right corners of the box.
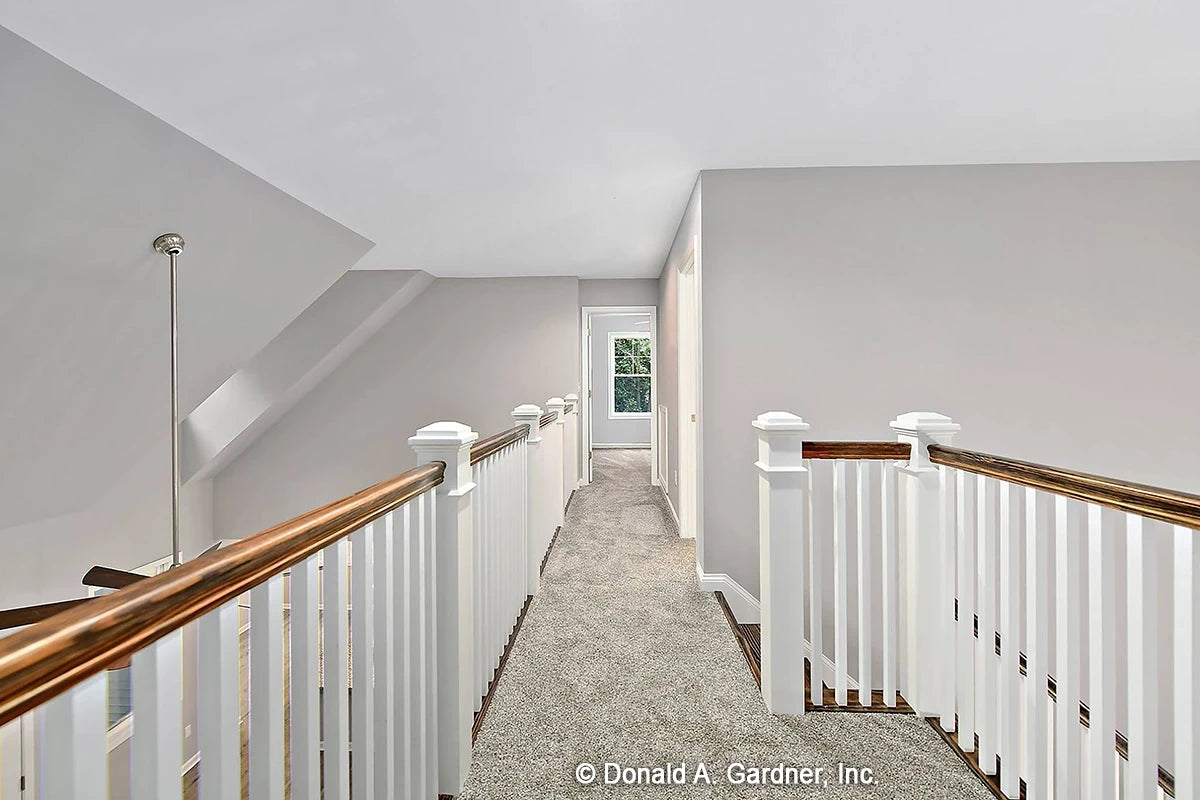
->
(801, 441), (912, 460)
(0, 461), (445, 727)
(928, 444), (1200, 530)
(470, 425), (530, 465)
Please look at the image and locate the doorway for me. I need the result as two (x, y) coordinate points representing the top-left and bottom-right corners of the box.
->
(580, 306), (658, 487)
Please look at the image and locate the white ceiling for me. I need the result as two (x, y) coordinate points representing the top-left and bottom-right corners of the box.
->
(3, 1), (1200, 278)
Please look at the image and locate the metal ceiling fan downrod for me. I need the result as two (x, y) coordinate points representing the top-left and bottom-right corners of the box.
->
(153, 233), (186, 568)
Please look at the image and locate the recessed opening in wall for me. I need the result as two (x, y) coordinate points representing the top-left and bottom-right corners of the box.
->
(580, 307), (657, 486)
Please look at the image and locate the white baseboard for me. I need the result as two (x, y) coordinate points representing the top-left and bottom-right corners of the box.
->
(592, 443), (651, 449)
(695, 564), (760, 624)
(657, 483), (680, 532)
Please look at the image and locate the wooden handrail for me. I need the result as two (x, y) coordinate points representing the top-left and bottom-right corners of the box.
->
(928, 445), (1200, 530)
(470, 425), (529, 466)
(0, 461), (445, 727)
(539, 411), (557, 428)
(802, 441), (912, 460)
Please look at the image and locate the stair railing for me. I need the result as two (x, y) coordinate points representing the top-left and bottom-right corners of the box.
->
(0, 395), (580, 800)
(755, 410), (1199, 800)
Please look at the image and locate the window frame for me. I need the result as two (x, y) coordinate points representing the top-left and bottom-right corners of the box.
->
(608, 331), (653, 419)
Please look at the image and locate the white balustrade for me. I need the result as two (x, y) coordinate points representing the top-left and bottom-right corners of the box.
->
(0, 386), (582, 800)
(756, 409), (1196, 800)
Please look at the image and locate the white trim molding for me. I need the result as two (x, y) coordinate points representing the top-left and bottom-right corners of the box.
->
(695, 564), (760, 624)
(658, 483), (680, 532)
(592, 443), (651, 449)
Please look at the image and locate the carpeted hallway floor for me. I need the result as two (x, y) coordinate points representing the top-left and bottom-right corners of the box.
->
(460, 449), (992, 799)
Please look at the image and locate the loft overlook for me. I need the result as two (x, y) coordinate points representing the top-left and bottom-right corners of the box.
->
(0, 4), (1198, 800)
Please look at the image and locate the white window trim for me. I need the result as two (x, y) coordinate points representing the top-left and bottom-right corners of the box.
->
(608, 331), (652, 419)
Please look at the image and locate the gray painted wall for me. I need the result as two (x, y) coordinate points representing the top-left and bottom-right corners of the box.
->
(0, 27), (372, 533)
(656, 180), (701, 543)
(698, 163), (1200, 598)
(0, 27), (366, 615)
(214, 277), (580, 539)
(590, 314), (651, 446)
(579, 279), (659, 307)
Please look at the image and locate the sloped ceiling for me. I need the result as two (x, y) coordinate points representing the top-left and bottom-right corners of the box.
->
(2, 3), (1199, 279)
(0, 27), (373, 528)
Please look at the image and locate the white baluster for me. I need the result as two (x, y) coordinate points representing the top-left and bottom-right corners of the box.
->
(479, 457), (491, 685)
(409, 421), (477, 797)
(1025, 489), (1050, 800)
(422, 491), (439, 796)
(955, 470), (976, 750)
(373, 516), (396, 800)
(0, 717), (19, 799)
(997, 482), (1020, 798)
(890, 412), (960, 719)
(502, 447), (513, 638)
(881, 460), (898, 707)
(938, 465), (957, 731)
(323, 538), (351, 800)
(198, 601), (240, 800)
(1176, 524), (1198, 800)
(752, 411), (810, 715)
(393, 504), (413, 800)
(351, 524), (376, 800)
(833, 459), (849, 706)
(809, 460), (824, 707)
(40, 672), (107, 799)
(1087, 505), (1117, 800)
(512, 406), (542, 598)
(1054, 497), (1083, 800)
(856, 460), (872, 707)
(250, 575), (284, 800)
(404, 502), (421, 800)
(472, 462), (484, 709)
(131, 630), (184, 800)
(977, 475), (998, 775)
(490, 455), (500, 676)
(1126, 514), (1157, 800)
(290, 556), (321, 800)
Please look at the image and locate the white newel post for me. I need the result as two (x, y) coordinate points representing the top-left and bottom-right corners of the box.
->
(753, 412), (811, 715)
(563, 393), (580, 499)
(409, 421), (478, 796)
(512, 404), (544, 596)
(546, 397), (567, 529)
(890, 411), (960, 718)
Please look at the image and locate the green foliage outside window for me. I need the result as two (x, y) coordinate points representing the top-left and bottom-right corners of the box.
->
(613, 336), (651, 414)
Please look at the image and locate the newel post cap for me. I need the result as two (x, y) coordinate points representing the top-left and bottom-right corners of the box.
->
(512, 403), (543, 441)
(889, 411), (960, 437)
(563, 393), (579, 402)
(512, 403), (543, 418)
(546, 397), (566, 410)
(752, 411), (810, 433)
(408, 420), (479, 449)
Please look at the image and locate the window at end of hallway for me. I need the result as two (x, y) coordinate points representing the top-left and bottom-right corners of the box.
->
(610, 333), (651, 418)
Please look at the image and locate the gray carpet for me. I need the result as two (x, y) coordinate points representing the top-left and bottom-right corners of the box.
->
(460, 449), (992, 799)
